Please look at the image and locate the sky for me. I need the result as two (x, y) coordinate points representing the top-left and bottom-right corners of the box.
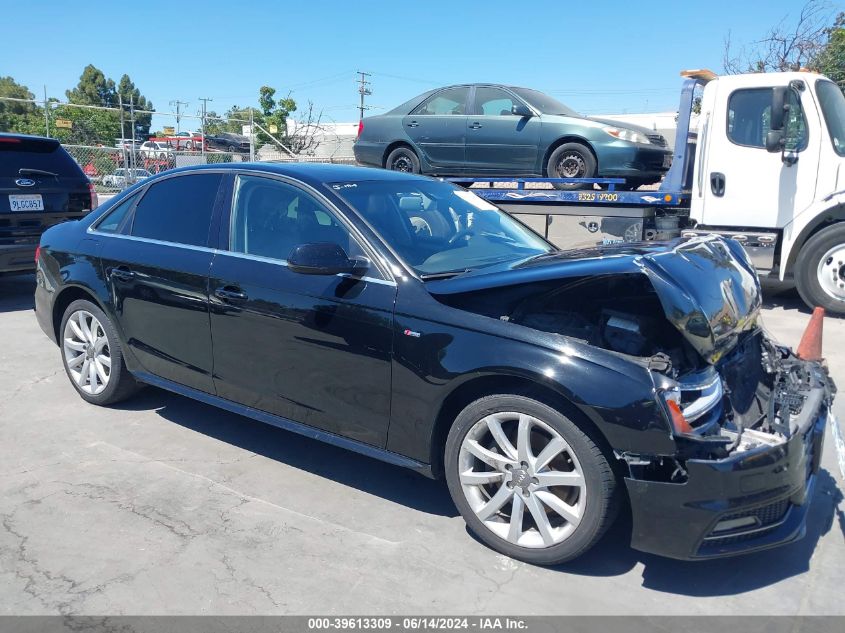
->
(1, 0), (832, 130)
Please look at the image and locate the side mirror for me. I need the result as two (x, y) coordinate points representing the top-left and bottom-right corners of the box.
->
(511, 103), (533, 117)
(770, 86), (788, 131)
(765, 129), (785, 153)
(288, 242), (368, 276)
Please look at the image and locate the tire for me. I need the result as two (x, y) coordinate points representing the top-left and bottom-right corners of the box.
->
(445, 394), (619, 565)
(59, 299), (141, 406)
(385, 146), (421, 174)
(546, 142), (597, 191)
(795, 223), (845, 315)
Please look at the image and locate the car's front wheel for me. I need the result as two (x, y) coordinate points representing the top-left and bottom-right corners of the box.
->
(385, 146), (421, 173)
(546, 142), (596, 191)
(445, 394), (618, 565)
(60, 299), (141, 406)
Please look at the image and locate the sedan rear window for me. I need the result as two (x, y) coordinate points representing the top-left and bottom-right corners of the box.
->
(0, 137), (82, 177)
(130, 173), (222, 247)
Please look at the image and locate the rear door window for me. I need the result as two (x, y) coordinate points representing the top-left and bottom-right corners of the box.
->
(411, 87), (470, 115)
(130, 173), (222, 247)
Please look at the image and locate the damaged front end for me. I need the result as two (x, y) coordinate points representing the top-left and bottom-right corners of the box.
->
(428, 236), (836, 559)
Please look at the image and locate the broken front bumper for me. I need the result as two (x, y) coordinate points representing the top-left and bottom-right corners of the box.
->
(625, 395), (830, 561)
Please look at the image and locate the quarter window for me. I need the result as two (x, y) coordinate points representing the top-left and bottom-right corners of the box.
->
(230, 175), (361, 262)
(130, 173), (222, 246)
(95, 194), (136, 233)
(474, 87), (519, 116)
(727, 87), (807, 150)
(411, 87), (469, 116)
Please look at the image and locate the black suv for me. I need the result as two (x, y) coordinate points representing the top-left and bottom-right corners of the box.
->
(34, 163), (833, 564)
(1, 133), (97, 274)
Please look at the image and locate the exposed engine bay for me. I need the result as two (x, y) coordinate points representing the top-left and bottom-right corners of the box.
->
(436, 272), (835, 478)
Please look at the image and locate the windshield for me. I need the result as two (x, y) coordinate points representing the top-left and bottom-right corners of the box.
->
(511, 88), (579, 117)
(817, 80), (845, 156)
(331, 179), (554, 277)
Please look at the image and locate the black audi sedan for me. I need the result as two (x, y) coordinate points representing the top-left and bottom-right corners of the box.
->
(34, 163), (833, 564)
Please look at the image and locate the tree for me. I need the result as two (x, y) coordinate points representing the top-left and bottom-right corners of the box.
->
(62, 65), (155, 143)
(0, 76), (44, 135)
(117, 74), (154, 138)
(65, 64), (117, 107)
(723, 0), (833, 73)
(812, 13), (845, 87)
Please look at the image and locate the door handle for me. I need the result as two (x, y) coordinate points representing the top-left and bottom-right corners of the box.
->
(469, 122), (483, 129)
(214, 286), (248, 303)
(406, 120), (419, 128)
(110, 266), (135, 281)
(710, 172), (726, 197)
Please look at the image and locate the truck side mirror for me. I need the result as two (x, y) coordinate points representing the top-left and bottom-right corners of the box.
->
(770, 86), (788, 131)
(765, 129), (785, 153)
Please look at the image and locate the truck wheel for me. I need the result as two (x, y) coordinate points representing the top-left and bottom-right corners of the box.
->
(444, 394), (619, 565)
(60, 300), (141, 406)
(385, 146), (420, 174)
(547, 143), (596, 190)
(795, 223), (845, 315)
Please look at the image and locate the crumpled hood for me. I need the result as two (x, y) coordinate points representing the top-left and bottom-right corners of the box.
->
(425, 236), (762, 363)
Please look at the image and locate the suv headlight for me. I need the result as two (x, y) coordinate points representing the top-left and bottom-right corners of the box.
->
(603, 127), (651, 144)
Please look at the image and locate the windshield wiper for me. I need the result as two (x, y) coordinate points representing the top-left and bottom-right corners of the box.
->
(18, 168), (59, 179)
(419, 269), (471, 280)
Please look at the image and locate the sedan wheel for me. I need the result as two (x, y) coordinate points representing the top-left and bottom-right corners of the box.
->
(60, 299), (141, 405)
(445, 395), (618, 564)
(459, 412), (585, 548)
(63, 310), (111, 395)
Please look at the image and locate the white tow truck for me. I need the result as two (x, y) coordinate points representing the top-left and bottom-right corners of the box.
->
(468, 69), (845, 315)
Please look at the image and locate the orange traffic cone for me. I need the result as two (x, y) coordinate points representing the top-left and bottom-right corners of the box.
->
(796, 307), (825, 361)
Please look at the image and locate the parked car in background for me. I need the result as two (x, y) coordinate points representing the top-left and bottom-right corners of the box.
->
(34, 163), (833, 564)
(354, 84), (672, 189)
(205, 132), (250, 153)
(139, 141), (172, 159)
(165, 132), (203, 151)
(1, 132), (97, 273)
(103, 168), (153, 188)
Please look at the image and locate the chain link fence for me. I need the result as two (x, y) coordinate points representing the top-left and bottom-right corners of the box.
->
(2, 93), (358, 195)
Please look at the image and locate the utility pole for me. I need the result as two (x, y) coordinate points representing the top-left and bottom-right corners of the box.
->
(43, 85), (49, 137)
(357, 71), (371, 122)
(198, 97), (212, 156)
(169, 99), (189, 133)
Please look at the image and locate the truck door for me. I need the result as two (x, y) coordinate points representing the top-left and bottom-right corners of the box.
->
(698, 81), (819, 229)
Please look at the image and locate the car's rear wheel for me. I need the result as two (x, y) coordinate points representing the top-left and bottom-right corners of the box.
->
(546, 143), (596, 191)
(795, 223), (845, 314)
(445, 394), (618, 565)
(386, 146), (421, 174)
(60, 299), (140, 406)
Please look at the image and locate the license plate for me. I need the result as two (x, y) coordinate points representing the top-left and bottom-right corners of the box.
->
(9, 194), (44, 212)
(662, 154), (673, 168)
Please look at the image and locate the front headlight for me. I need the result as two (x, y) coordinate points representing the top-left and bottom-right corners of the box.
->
(603, 127), (651, 144)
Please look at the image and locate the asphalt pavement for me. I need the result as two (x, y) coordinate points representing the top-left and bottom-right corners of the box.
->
(0, 273), (843, 615)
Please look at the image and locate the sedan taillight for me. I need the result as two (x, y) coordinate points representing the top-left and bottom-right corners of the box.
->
(34, 245), (40, 263)
(357, 120), (364, 138)
(88, 182), (99, 211)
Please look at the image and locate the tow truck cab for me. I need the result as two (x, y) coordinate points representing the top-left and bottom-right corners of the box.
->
(686, 70), (845, 311)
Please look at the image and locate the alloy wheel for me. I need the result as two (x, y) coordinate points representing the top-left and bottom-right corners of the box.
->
(63, 310), (111, 395)
(817, 244), (845, 302)
(458, 412), (586, 548)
